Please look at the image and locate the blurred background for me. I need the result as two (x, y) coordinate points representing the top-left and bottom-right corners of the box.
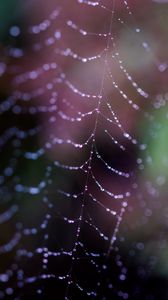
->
(0, 0), (168, 299)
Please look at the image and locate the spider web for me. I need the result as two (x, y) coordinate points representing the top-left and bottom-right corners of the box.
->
(0, 0), (167, 299)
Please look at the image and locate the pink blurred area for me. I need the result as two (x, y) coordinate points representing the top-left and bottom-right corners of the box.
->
(12, 0), (163, 159)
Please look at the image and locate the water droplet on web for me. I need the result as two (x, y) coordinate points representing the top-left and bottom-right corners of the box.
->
(9, 26), (20, 37)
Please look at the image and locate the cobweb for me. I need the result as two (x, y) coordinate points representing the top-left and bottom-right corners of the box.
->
(0, 0), (167, 299)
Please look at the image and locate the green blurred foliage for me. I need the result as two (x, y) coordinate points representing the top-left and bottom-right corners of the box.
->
(141, 107), (168, 181)
(0, 0), (22, 42)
